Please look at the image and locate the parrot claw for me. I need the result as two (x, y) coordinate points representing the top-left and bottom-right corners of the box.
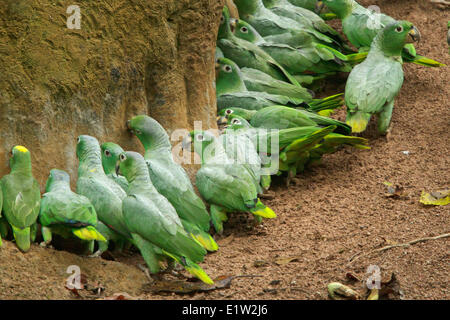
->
(88, 250), (103, 258)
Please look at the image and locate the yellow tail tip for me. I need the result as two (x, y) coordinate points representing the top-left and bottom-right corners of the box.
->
(185, 266), (215, 285)
(73, 226), (107, 242)
(346, 118), (368, 133)
(252, 206), (277, 219)
(191, 233), (219, 252)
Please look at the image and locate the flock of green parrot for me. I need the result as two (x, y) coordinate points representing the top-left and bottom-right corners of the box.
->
(0, 0), (446, 286)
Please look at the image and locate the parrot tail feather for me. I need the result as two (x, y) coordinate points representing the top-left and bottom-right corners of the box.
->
(11, 225), (31, 252)
(162, 250), (214, 285)
(190, 232), (219, 252)
(346, 112), (371, 133)
(411, 55), (445, 68)
(250, 199), (277, 219)
(72, 226), (107, 242)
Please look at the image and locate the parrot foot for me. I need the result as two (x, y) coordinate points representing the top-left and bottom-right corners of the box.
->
(88, 250), (103, 258)
(259, 191), (275, 200)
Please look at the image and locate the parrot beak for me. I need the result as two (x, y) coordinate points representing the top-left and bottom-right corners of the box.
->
(315, 1), (324, 14)
(217, 116), (228, 126)
(229, 18), (237, 32)
(215, 61), (220, 79)
(115, 161), (121, 176)
(181, 135), (192, 151)
(407, 26), (421, 43)
(126, 120), (133, 132)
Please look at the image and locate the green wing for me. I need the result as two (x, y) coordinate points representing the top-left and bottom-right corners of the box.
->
(39, 190), (97, 227)
(241, 67), (313, 101)
(345, 56), (404, 115)
(76, 176), (130, 239)
(123, 194), (205, 263)
(1, 175), (40, 229)
(196, 165), (258, 212)
(218, 91), (302, 111)
(146, 158), (211, 232)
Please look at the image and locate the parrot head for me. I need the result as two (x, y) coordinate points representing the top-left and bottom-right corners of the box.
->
(101, 142), (125, 175)
(9, 145), (32, 172)
(216, 57), (246, 96)
(319, 0), (353, 19)
(116, 151), (146, 182)
(127, 115), (170, 151)
(231, 18), (262, 44)
(186, 130), (217, 158)
(225, 115), (252, 130)
(45, 169), (70, 192)
(217, 107), (253, 125)
(218, 6), (233, 39)
(76, 135), (100, 162)
(380, 21), (421, 55)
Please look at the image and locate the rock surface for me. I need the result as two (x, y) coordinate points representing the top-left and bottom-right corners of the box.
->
(0, 0), (223, 187)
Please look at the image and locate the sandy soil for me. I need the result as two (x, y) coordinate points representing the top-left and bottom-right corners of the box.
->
(0, 0), (448, 300)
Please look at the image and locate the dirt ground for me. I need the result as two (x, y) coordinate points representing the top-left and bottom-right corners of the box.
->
(0, 0), (448, 300)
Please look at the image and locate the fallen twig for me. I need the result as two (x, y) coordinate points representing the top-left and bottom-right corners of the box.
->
(349, 233), (450, 263)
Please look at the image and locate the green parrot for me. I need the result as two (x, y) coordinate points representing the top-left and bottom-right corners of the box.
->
(186, 130), (276, 234)
(217, 6), (301, 86)
(216, 57), (344, 112)
(262, 0), (345, 43)
(225, 116), (369, 181)
(76, 135), (132, 253)
(233, 0), (341, 46)
(101, 142), (129, 192)
(218, 105), (351, 134)
(231, 18), (354, 75)
(319, 0), (444, 67)
(223, 117), (338, 183)
(127, 115), (218, 251)
(117, 151), (213, 284)
(345, 21), (420, 134)
(219, 128), (264, 195)
(39, 169), (106, 249)
(0, 146), (40, 252)
(284, 0), (337, 20)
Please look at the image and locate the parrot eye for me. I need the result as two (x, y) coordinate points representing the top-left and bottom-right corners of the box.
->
(395, 26), (403, 33)
(240, 27), (248, 33)
(222, 65), (232, 73)
(232, 119), (241, 125)
(119, 154), (127, 161)
(135, 129), (142, 135)
(196, 134), (204, 141)
(104, 150), (111, 157)
(226, 109), (233, 115)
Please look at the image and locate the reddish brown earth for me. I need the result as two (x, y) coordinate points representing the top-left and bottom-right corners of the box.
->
(0, 0), (448, 300)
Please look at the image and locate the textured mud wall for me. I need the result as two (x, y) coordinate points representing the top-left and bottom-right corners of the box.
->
(0, 0), (223, 187)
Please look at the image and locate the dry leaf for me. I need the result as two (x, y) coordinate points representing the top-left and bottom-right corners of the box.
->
(327, 282), (359, 300)
(274, 256), (301, 265)
(420, 190), (450, 206)
(383, 182), (405, 198)
(253, 260), (269, 268)
(367, 288), (379, 300)
(345, 272), (361, 282)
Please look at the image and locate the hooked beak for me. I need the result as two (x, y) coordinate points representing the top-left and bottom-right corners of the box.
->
(315, 1), (324, 14)
(407, 26), (421, 43)
(215, 61), (220, 79)
(126, 120), (132, 132)
(181, 135), (192, 151)
(115, 161), (121, 176)
(229, 18), (237, 32)
(217, 116), (228, 126)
